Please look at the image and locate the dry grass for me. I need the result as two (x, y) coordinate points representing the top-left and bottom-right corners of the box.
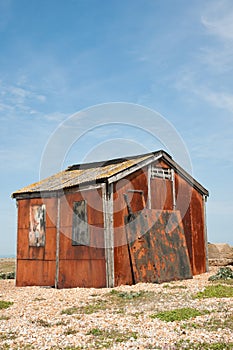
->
(0, 259), (15, 275)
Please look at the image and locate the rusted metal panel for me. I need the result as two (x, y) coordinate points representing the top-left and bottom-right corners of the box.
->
(17, 199), (30, 229)
(17, 198), (57, 260)
(175, 173), (194, 272)
(59, 189), (103, 227)
(16, 259), (56, 287)
(114, 245), (133, 286)
(190, 189), (206, 275)
(16, 198), (58, 286)
(17, 228), (30, 259)
(58, 259), (106, 288)
(154, 159), (171, 169)
(175, 173), (206, 275)
(57, 188), (106, 286)
(113, 168), (148, 228)
(17, 197), (58, 230)
(125, 209), (192, 283)
(59, 226), (105, 260)
(151, 178), (173, 210)
(113, 169), (149, 286)
(89, 224), (105, 248)
(59, 189), (105, 262)
(44, 227), (57, 260)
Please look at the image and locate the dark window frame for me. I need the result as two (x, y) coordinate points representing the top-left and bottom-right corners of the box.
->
(72, 200), (89, 246)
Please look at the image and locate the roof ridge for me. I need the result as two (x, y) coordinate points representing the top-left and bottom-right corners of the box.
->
(66, 149), (168, 171)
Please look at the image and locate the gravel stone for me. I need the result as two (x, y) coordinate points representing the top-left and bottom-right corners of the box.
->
(0, 266), (233, 349)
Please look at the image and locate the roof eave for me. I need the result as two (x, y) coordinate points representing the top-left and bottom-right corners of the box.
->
(161, 153), (209, 196)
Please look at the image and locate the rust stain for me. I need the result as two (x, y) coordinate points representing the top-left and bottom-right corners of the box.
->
(125, 209), (193, 284)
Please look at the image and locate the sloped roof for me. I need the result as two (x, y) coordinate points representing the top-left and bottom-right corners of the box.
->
(12, 150), (209, 198)
(12, 153), (154, 198)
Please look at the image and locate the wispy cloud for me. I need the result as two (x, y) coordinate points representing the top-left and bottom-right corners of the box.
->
(201, 0), (233, 40)
(176, 71), (233, 114)
(174, 1), (233, 115)
(0, 80), (46, 118)
(198, 0), (233, 74)
(43, 112), (69, 122)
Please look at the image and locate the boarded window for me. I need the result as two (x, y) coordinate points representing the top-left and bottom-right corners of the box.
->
(29, 205), (46, 247)
(72, 200), (89, 246)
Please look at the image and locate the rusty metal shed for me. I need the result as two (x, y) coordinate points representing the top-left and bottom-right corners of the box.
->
(12, 150), (209, 288)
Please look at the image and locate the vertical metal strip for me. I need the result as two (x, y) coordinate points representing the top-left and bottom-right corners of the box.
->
(55, 196), (61, 288)
(107, 182), (114, 287)
(15, 200), (19, 286)
(147, 164), (152, 209)
(102, 182), (114, 288)
(171, 169), (176, 210)
(203, 195), (209, 272)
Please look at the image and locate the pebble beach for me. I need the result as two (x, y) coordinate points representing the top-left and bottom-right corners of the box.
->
(0, 266), (233, 349)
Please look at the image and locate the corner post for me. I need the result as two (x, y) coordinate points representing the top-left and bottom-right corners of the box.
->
(102, 182), (114, 288)
(203, 195), (209, 272)
(55, 196), (61, 288)
(147, 164), (152, 209)
(171, 169), (176, 210)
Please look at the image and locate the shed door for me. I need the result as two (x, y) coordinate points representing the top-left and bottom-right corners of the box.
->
(125, 209), (192, 284)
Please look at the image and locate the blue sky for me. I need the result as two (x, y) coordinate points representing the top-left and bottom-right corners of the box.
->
(1, 0), (233, 256)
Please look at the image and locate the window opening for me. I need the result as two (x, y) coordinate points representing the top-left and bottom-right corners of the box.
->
(29, 205), (46, 247)
(151, 166), (171, 180)
(72, 200), (89, 246)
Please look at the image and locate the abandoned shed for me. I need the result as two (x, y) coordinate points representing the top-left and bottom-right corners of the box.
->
(12, 150), (209, 288)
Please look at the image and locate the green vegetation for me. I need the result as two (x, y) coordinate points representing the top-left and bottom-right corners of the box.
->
(61, 347), (83, 350)
(0, 258), (15, 279)
(61, 299), (107, 315)
(0, 272), (15, 279)
(33, 297), (46, 301)
(1, 345), (35, 350)
(194, 284), (233, 299)
(31, 319), (51, 327)
(209, 267), (233, 281)
(0, 300), (13, 309)
(174, 340), (233, 349)
(188, 313), (233, 332)
(109, 289), (151, 299)
(61, 291), (154, 317)
(86, 327), (137, 348)
(207, 313), (233, 331)
(0, 315), (10, 320)
(86, 328), (104, 336)
(64, 327), (78, 335)
(61, 306), (79, 315)
(150, 307), (209, 322)
(0, 331), (17, 340)
(109, 289), (145, 299)
(55, 320), (68, 326)
(163, 284), (187, 289)
(211, 279), (233, 285)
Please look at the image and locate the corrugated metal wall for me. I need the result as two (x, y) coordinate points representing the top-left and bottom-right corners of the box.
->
(16, 188), (107, 288)
(16, 197), (57, 286)
(175, 173), (206, 275)
(113, 160), (207, 285)
(58, 188), (106, 288)
(113, 168), (148, 286)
